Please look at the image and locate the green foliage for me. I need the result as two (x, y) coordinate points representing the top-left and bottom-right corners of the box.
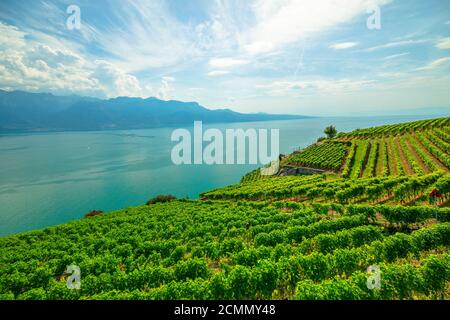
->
(204, 172), (449, 206)
(349, 140), (369, 179)
(146, 195), (177, 205)
(1, 117), (450, 300)
(240, 168), (263, 183)
(295, 254), (449, 300)
(362, 141), (378, 178)
(339, 117), (450, 138)
(342, 141), (357, 178)
(324, 125), (338, 139)
(286, 141), (349, 171)
(1, 198), (448, 300)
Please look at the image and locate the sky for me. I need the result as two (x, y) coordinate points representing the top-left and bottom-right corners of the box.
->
(0, 0), (449, 116)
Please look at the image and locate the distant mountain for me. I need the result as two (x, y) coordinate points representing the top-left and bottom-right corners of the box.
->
(0, 90), (310, 132)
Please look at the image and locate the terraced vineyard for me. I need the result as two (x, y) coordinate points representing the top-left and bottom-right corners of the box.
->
(203, 172), (450, 205)
(286, 141), (350, 170)
(0, 201), (449, 300)
(1, 117), (449, 300)
(338, 117), (450, 138)
(283, 117), (450, 177)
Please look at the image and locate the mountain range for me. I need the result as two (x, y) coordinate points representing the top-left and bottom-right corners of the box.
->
(0, 90), (310, 132)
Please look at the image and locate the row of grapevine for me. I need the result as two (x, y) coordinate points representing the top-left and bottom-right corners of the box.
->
(416, 132), (450, 169)
(205, 172), (448, 204)
(202, 175), (326, 200)
(442, 126), (450, 135)
(349, 140), (369, 179)
(424, 130), (450, 154)
(338, 117), (450, 138)
(393, 172), (443, 203)
(389, 136), (405, 175)
(295, 254), (449, 300)
(385, 137), (398, 176)
(240, 168), (263, 183)
(427, 174), (450, 205)
(286, 141), (349, 171)
(287, 222), (450, 284)
(399, 135), (424, 175)
(333, 176), (409, 204)
(434, 128), (450, 144)
(406, 134), (441, 172)
(341, 141), (357, 178)
(376, 139), (389, 176)
(306, 202), (450, 224)
(363, 141), (378, 178)
(1, 197), (449, 300)
(345, 204), (450, 224)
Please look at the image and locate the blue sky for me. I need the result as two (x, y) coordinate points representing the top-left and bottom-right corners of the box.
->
(0, 0), (449, 116)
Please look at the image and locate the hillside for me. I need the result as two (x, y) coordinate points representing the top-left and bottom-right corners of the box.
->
(0, 117), (449, 300)
(239, 117), (450, 181)
(0, 90), (309, 132)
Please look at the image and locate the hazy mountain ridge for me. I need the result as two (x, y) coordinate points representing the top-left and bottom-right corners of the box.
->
(0, 90), (310, 132)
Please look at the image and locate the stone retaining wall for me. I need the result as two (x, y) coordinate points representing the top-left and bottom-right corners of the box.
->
(277, 165), (326, 176)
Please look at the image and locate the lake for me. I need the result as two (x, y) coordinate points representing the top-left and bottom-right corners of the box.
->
(0, 115), (439, 236)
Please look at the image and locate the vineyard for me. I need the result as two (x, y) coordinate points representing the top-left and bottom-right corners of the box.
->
(0, 117), (449, 300)
(0, 201), (448, 300)
(286, 141), (350, 171)
(282, 117), (450, 177)
(338, 117), (450, 138)
(203, 172), (450, 205)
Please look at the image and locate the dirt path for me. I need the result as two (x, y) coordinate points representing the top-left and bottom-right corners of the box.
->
(394, 137), (414, 175)
(386, 138), (398, 176)
(360, 142), (372, 178)
(374, 194), (394, 205)
(411, 133), (449, 172)
(404, 136), (430, 173)
(375, 139), (385, 176)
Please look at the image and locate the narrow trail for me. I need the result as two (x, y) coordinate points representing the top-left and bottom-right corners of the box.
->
(374, 195), (394, 205)
(386, 138), (398, 176)
(394, 137), (414, 175)
(375, 139), (385, 176)
(360, 141), (372, 178)
(404, 137), (430, 174)
(412, 133), (449, 172)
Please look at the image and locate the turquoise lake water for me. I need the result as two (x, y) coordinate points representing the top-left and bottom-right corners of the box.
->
(0, 115), (439, 236)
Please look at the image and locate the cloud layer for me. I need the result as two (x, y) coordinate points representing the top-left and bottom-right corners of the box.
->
(0, 0), (449, 115)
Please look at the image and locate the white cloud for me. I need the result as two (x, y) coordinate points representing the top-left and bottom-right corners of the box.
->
(415, 57), (450, 71)
(27, 45), (82, 68)
(0, 22), (144, 98)
(383, 52), (410, 60)
(92, 60), (142, 97)
(155, 77), (174, 100)
(2, 0), (449, 115)
(207, 70), (231, 77)
(0, 22), (26, 50)
(243, 0), (391, 55)
(378, 72), (407, 78)
(162, 76), (175, 82)
(0, 0), (395, 100)
(436, 37), (450, 49)
(259, 78), (377, 97)
(209, 58), (249, 68)
(329, 42), (358, 50)
(363, 39), (430, 52)
(86, 1), (199, 72)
